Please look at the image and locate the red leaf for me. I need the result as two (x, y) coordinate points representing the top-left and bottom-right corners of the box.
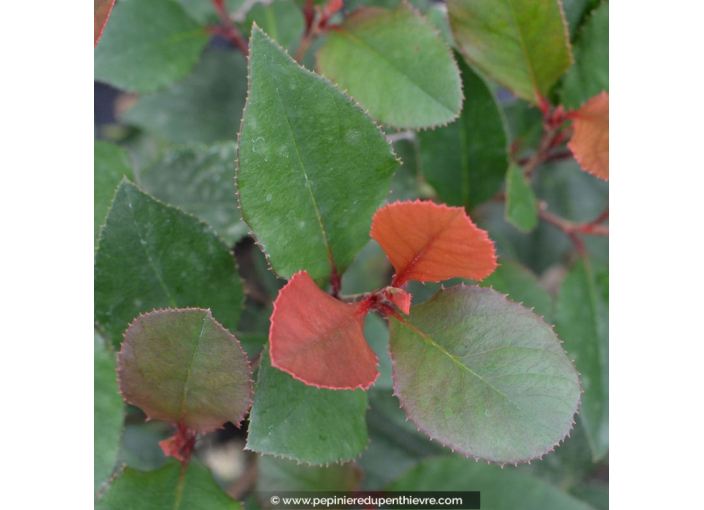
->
(370, 200), (497, 287)
(270, 271), (378, 390)
(94, 0), (115, 47)
(158, 423), (196, 461)
(118, 308), (252, 433)
(568, 92), (609, 181)
(383, 287), (412, 315)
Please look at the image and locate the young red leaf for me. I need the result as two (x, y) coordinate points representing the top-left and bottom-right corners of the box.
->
(382, 287), (412, 315)
(270, 271), (379, 390)
(371, 200), (498, 287)
(568, 92), (609, 181)
(118, 308), (252, 433)
(94, 0), (115, 47)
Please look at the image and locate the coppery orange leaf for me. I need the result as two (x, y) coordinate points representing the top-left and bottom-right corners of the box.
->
(270, 271), (379, 390)
(94, 0), (115, 47)
(371, 200), (497, 287)
(568, 91), (609, 181)
(383, 287), (412, 315)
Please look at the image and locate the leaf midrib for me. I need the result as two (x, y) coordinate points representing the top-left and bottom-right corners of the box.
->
(505, 0), (541, 100)
(125, 187), (178, 308)
(262, 53), (335, 272)
(335, 29), (457, 115)
(398, 317), (555, 435)
(179, 313), (208, 421)
(391, 211), (460, 286)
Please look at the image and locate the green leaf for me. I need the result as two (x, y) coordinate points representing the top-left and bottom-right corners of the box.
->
(389, 285), (580, 463)
(448, 0), (572, 105)
(317, 4), (462, 128)
(570, 483), (609, 510)
(387, 457), (595, 510)
(94, 180), (244, 347)
(244, 0), (305, 53)
(359, 389), (444, 489)
(340, 240), (391, 295)
(256, 455), (361, 492)
(559, 1), (609, 109)
(515, 418), (598, 489)
(419, 56), (508, 208)
(479, 259), (553, 322)
(119, 308), (252, 430)
(505, 163), (539, 232)
(365, 313), (393, 389)
(94, 331), (124, 493)
(174, 0), (245, 25)
(119, 421), (172, 471)
(96, 460), (241, 509)
(389, 138), (423, 203)
(122, 50), (248, 144)
(474, 158), (608, 275)
(561, 0), (601, 39)
(247, 350), (368, 464)
(345, 0), (434, 13)
(138, 142), (248, 245)
(95, 141), (133, 242)
(427, 4), (456, 47)
(94, 0), (210, 93)
(555, 259), (608, 460)
(237, 26), (398, 281)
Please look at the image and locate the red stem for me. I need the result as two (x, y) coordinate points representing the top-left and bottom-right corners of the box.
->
(211, 0), (249, 56)
(293, 0), (343, 62)
(538, 208), (609, 237)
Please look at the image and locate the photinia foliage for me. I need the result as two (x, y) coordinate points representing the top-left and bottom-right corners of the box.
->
(95, 0), (608, 507)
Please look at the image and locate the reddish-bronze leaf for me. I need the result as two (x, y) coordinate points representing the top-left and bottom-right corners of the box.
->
(568, 92), (609, 181)
(371, 200), (497, 287)
(94, 0), (115, 47)
(118, 308), (252, 433)
(270, 271), (379, 390)
(383, 287), (412, 315)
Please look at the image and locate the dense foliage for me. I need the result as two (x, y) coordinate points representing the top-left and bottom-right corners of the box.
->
(94, 0), (609, 508)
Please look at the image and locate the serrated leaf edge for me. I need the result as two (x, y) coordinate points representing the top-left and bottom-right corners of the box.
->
(387, 283), (582, 466)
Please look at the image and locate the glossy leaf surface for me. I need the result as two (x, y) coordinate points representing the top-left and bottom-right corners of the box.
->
(123, 50), (248, 144)
(371, 200), (497, 287)
(270, 271), (378, 390)
(94, 0), (209, 92)
(119, 308), (252, 431)
(96, 460), (241, 509)
(237, 26), (399, 280)
(556, 259), (608, 460)
(560, 1), (609, 109)
(94, 332), (123, 493)
(389, 285), (580, 463)
(568, 92), (609, 180)
(388, 457), (594, 509)
(94, 141), (133, 242)
(317, 4), (462, 128)
(448, 0), (572, 105)
(94, 0), (115, 46)
(505, 163), (539, 232)
(94, 181), (244, 346)
(419, 55), (508, 208)
(247, 350), (368, 464)
(139, 143), (248, 245)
